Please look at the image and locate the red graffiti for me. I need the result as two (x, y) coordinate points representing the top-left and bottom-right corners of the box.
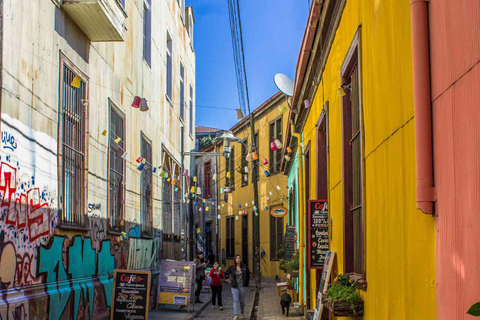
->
(0, 162), (51, 243)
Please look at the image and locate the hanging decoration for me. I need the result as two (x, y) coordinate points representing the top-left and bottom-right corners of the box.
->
(264, 170), (271, 177)
(131, 96), (141, 108)
(266, 196), (270, 201)
(285, 155), (291, 161)
(183, 170), (189, 177)
(245, 203), (248, 207)
(254, 206), (257, 211)
(270, 142), (277, 151)
(136, 157), (143, 163)
(152, 167), (157, 173)
(236, 216), (239, 220)
(274, 139), (283, 149)
(194, 200), (198, 206)
(252, 152), (259, 160)
(225, 187), (231, 193)
(137, 163), (144, 171)
(244, 166), (249, 173)
(239, 204), (241, 208)
(193, 176), (198, 182)
(265, 206), (269, 210)
(287, 147), (293, 153)
(244, 175), (248, 182)
(190, 186), (195, 193)
(263, 159), (269, 165)
(206, 207), (210, 212)
(218, 214), (221, 219)
(220, 188), (224, 194)
(276, 186), (281, 191)
(304, 100), (311, 109)
(121, 152), (128, 160)
(114, 137), (122, 144)
(199, 208), (202, 212)
(167, 178), (171, 182)
(164, 172), (169, 179)
(71, 76), (82, 88)
(140, 98), (149, 112)
(246, 153), (252, 162)
(226, 172), (231, 178)
(269, 191), (273, 196)
(277, 105), (288, 114)
(197, 187), (202, 195)
(213, 173), (217, 180)
(175, 187), (179, 192)
(171, 177), (177, 185)
(252, 200), (255, 205)
(101, 130), (108, 136)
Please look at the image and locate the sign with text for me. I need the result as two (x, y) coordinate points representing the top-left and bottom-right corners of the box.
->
(307, 200), (329, 269)
(158, 260), (195, 306)
(110, 269), (151, 320)
(313, 251), (336, 320)
(284, 225), (297, 261)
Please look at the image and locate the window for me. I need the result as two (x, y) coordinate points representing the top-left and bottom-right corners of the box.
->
(269, 116), (283, 173)
(189, 85), (194, 135)
(166, 33), (173, 101)
(143, 0), (151, 67)
(241, 140), (248, 187)
(141, 135), (153, 236)
(226, 216), (235, 258)
(228, 147), (235, 189)
(288, 184), (295, 226)
(341, 31), (364, 276)
(117, 0), (125, 9)
(204, 160), (212, 198)
(162, 169), (172, 235)
(108, 103), (125, 231)
(173, 174), (181, 236)
(254, 131), (259, 182)
(270, 214), (284, 260)
(60, 62), (87, 227)
(180, 63), (185, 121)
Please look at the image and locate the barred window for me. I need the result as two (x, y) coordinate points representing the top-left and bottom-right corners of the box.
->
(269, 116), (283, 173)
(60, 63), (86, 227)
(162, 173), (172, 234)
(141, 135), (153, 236)
(108, 103), (125, 231)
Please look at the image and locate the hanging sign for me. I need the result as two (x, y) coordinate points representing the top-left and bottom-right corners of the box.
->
(284, 225), (297, 261)
(110, 269), (151, 320)
(307, 200), (329, 269)
(270, 206), (288, 218)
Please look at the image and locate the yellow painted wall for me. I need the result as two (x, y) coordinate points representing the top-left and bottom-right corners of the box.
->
(218, 94), (289, 278)
(300, 0), (435, 318)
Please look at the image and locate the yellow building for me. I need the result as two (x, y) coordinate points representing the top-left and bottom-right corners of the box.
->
(284, 0), (436, 318)
(217, 92), (290, 278)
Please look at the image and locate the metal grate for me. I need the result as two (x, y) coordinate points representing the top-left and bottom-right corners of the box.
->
(109, 105), (124, 231)
(141, 136), (153, 235)
(61, 65), (86, 227)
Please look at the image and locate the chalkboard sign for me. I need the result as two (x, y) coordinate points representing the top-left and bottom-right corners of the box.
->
(313, 251), (335, 320)
(110, 269), (151, 320)
(307, 200), (329, 269)
(284, 225), (296, 261)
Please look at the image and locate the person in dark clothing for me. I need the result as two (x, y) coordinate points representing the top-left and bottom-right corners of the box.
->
(193, 251), (207, 303)
(207, 250), (215, 267)
(225, 255), (250, 319)
(209, 261), (224, 310)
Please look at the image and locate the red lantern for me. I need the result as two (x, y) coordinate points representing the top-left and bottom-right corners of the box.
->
(271, 142), (277, 151)
(131, 96), (141, 108)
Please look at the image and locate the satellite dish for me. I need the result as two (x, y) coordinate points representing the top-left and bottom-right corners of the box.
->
(274, 74), (294, 97)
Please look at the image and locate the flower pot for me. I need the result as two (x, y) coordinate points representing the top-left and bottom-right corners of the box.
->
(322, 294), (364, 317)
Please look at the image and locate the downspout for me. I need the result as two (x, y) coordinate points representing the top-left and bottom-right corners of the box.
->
(410, 0), (436, 214)
(291, 125), (305, 308)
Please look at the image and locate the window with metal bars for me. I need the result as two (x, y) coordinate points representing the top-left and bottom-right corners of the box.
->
(108, 103), (125, 231)
(241, 141), (248, 187)
(180, 63), (185, 120)
(226, 216), (235, 258)
(270, 214), (284, 260)
(141, 135), (153, 236)
(162, 173), (172, 235)
(342, 59), (364, 275)
(269, 116), (283, 173)
(173, 175), (181, 236)
(204, 160), (212, 198)
(60, 64), (87, 228)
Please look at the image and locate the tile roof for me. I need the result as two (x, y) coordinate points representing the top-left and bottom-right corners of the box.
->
(196, 126), (224, 133)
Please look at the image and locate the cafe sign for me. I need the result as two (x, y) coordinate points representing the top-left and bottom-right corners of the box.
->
(270, 206), (288, 218)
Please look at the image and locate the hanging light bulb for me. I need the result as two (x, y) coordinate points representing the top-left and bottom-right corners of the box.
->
(175, 187), (179, 192)
(263, 159), (268, 165)
(167, 178), (171, 182)
(164, 172), (168, 179)
(244, 175), (248, 182)
(194, 200), (198, 206)
(115, 137), (122, 144)
(171, 178), (177, 185)
(265, 206), (269, 210)
(131, 96), (141, 108)
(270, 142), (278, 151)
(239, 204), (241, 208)
(254, 206), (257, 211)
(218, 205), (221, 209)
(252, 200), (255, 205)
(199, 208), (202, 212)
(236, 216), (239, 220)
(245, 203), (248, 207)
(264, 170), (271, 177)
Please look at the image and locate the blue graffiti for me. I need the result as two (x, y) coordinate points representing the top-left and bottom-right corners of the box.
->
(1, 131), (17, 151)
(128, 225), (141, 238)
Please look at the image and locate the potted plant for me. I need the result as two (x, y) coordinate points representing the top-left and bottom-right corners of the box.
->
(322, 274), (364, 317)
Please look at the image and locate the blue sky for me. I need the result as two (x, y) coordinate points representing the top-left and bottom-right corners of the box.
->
(188, 0), (310, 130)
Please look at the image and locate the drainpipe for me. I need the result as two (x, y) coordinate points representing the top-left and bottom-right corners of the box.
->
(291, 125), (305, 308)
(410, 0), (436, 214)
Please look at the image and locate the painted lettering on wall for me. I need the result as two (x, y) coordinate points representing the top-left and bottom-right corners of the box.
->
(1, 131), (17, 151)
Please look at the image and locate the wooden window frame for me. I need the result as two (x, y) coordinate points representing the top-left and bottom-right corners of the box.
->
(180, 63), (185, 121)
(189, 85), (194, 135)
(269, 213), (284, 261)
(143, 0), (152, 67)
(166, 32), (173, 101)
(228, 146), (235, 190)
(204, 160), (212, 198)
(341, 28), (366, 287)
(141, 133), (153, 237)
(107, 100), (126, 233)
(58, 53), (89, 230)
(241, 140), (248, 187)
(226, 216), (235, 258)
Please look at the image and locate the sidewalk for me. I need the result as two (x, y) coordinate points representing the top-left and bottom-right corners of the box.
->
(256, 279), (304, 320)
(149, 291), (212, 320)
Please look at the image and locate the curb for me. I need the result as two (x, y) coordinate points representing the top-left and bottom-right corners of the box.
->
(183, 298), (212, 320)
(247, 285), (258, 320)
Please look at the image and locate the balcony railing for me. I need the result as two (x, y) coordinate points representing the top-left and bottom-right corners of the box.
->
(62, 0), (126, 42)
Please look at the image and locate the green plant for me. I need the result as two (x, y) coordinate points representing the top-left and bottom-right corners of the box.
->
(200, 136), (214, 148)
(468, 302), (480, 316)
(277, 248), (285, 260)
(285, 251), (299, 274)
(326, 274), (362, 314)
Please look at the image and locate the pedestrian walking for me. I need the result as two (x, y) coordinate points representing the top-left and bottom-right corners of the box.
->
(226, 255), (250, 320)
(209, 261), (224, 310)
(194, 251), (207, 303)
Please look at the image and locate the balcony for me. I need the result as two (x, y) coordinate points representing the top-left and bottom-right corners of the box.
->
(62, 0), (126, 42)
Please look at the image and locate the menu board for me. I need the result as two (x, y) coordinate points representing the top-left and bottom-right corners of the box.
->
(307, 200), (329, 269)
(313, 251), (335, 320)
(284, 225), (296, 261)
(158, 260), (195, 306)
(110, 269), (151, 320)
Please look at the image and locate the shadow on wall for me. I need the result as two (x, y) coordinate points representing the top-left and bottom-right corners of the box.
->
(0, 208), (162, 319)
(54, 7), (90, 63)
